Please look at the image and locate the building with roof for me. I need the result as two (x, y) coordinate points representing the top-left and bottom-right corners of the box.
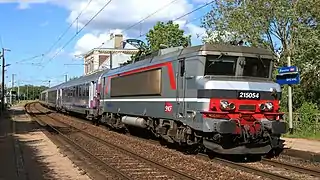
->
(83, 33), (139, 75)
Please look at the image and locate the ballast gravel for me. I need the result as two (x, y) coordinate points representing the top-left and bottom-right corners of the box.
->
(46, 110), (268, 180)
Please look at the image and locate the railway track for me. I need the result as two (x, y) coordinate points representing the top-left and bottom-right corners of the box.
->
(26, 102), (200, 180)
(215, 158), (292, 180)
(28, 102), (320, 180)
(261, 158), (320, 178)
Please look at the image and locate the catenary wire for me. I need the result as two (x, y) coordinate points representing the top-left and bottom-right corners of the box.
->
(136, 0), (214, 39)
(96, 0), (213, 49)
(40, 0), (94, 63)
(39, 0), (113, 71)
(95, 0), (181, 49)
(39, 0), (213, 81)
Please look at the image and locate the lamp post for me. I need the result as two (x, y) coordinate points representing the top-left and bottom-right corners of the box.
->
(1, 48), (11, 112)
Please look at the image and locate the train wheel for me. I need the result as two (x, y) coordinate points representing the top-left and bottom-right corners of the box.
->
(95, 118), (100, 126)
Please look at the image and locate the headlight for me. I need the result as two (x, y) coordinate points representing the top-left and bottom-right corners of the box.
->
(229, 103), (236, 110)
(260, 102), (273, 111)
(265, 102), (274, 110)
(220, 100), (236, 110)
(220, 100), (229, 110)
(259, 104), (266, 111)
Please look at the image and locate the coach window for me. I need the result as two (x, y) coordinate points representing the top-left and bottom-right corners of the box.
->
(204, 55), (237, 76)
(76, 86), (79, 97)
(87, 85), (89, 96)
(82, 85), (85, 96)
(73, 86), (75, 97)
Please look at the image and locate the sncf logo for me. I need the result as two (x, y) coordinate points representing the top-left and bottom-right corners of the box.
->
(164, 102), (172, 112)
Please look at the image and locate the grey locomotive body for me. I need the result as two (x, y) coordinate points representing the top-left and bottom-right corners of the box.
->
(40, 43), (287, 155)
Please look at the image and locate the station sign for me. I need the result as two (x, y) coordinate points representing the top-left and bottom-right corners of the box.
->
(277, 66), (298, 74)
(276, 66), (300, 85)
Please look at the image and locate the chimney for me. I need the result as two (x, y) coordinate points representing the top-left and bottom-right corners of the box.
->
(114, 34), (123, 49)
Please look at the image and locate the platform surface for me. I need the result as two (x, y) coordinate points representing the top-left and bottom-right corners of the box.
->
(0, 109), (19, 180)
(282, 137), (320, 154)
(0, 104), (92, 180)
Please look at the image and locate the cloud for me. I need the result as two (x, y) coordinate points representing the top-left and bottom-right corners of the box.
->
(0, 0), (48, 9)
(73, 22), (206, 55)
(185, 23), (206, 43)
(62, 0), (194, 33)
(62, 0), (204, 54)
(73, 29), (130, 56)
(1, 0), (209, 54)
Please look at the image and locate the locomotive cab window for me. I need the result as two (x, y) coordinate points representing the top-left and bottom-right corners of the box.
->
(242, 57), (271, 78)
(204, 55), (237, 76)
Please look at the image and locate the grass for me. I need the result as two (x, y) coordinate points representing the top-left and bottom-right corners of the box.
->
(282, 132), (320, 140)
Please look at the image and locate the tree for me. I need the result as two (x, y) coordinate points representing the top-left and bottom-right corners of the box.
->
(202, 0), (318, 63)
(201, 0), (320, 109)
(146, 20), (191, 51)
(8, 85), (48, 100)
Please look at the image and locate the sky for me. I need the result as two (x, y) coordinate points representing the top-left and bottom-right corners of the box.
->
(0, 0), (212, 87)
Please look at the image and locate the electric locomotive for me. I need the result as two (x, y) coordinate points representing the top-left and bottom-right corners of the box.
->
(40, 41), (287, 155)
(97, 41), (287, 155)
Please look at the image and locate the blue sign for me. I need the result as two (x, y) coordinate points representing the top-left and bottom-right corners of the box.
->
(276, 73), (300, 85)
(277, 66), (298, 74)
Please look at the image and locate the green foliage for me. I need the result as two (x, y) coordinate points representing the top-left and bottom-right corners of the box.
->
(285, 102), (320, 139)
(9, 85), (48, 100)
(146, 20), (191, 51)
(202, 0), (320, 138)
(123, 21), (191, 65)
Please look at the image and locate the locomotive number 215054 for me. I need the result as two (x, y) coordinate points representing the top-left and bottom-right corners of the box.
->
(237, 91), (260, 100)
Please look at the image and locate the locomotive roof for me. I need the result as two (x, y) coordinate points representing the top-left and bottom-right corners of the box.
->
(133, 43), (274, 64)
(187, 43), (274, 57)
(102, 43), (275, 76)
(41, 43), (274, 93)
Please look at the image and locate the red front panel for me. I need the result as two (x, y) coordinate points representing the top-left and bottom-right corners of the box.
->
(204, 98), (283, 134)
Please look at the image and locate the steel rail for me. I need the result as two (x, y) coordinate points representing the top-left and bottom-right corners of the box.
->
(34, 102), (293, 180)
(29, 102), (199, 180)
(26, 103), (132, 180)
(262, 158), (320, 178)
(196, 153), (292, 180)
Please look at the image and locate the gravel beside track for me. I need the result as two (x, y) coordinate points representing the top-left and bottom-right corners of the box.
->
(11, 104), (92, 180)
(275, 154), (320, 171)
(32, 102), (320, 180)
(26, 103), (126, 180)
(33, 102), (269, 180)
(28, 103), (201, 180)
(261, 158), (320, 178)
(243, 160), (319, 180)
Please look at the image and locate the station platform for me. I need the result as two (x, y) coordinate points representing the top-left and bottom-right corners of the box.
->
(281, 137), (320, 161)
(0, 104), (91, 180)
(282, 137), (320, 153)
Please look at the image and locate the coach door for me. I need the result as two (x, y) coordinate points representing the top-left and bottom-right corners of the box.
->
(57, 89), (62, 107)
(176, 58), (186, 117)
(101, 77), (106, 100)
(89, 81), (95, 108)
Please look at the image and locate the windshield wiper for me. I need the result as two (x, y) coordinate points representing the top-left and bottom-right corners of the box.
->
(257, 55), (266, 68)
